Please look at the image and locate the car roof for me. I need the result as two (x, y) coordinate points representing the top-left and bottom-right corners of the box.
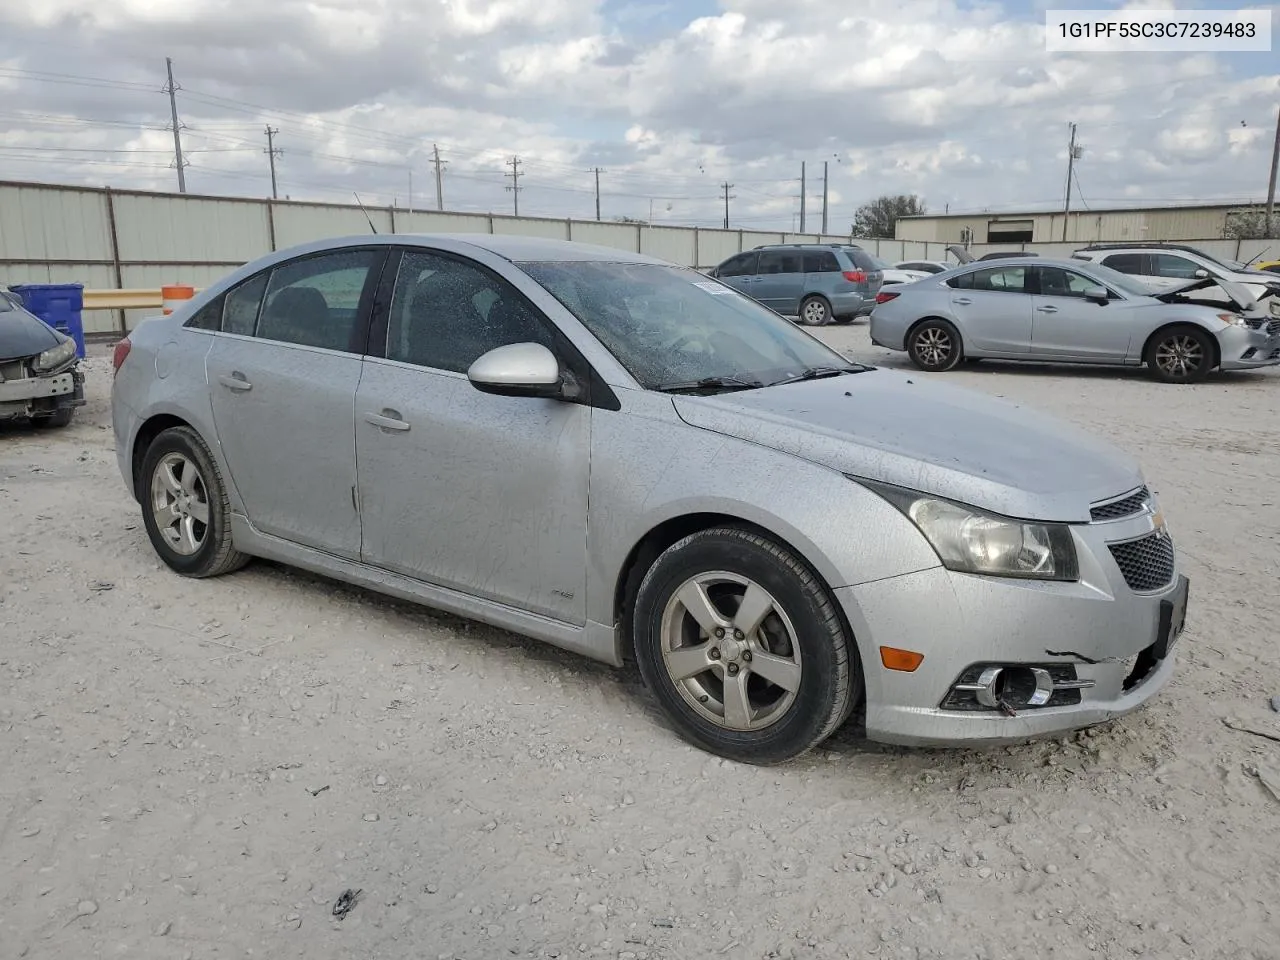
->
(399, 233), (670, 264)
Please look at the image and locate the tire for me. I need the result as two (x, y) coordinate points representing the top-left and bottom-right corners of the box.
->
(798, 296), (832, 327)
(907, 318), (964, 372)
(1146, 325), (1215, 384)
(139, 425), (249, 578)
(632, 526), (857, 765)
(31, 407), (74, 428)
(835, 314), (855, 325)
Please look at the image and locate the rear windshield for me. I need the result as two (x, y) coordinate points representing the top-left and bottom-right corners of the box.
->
(843, 249), (878, 270)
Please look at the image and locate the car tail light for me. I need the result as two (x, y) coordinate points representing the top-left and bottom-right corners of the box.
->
(875, 291), (901, 304)
(112, 336), (132, 375)
(842, 270), (868, 283)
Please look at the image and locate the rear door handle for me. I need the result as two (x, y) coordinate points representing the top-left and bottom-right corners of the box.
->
(953, 297), (972, 305)
(364, 410), (410, 432)
(1037, 305), (1059, 313)
(218, 373), (252, 392)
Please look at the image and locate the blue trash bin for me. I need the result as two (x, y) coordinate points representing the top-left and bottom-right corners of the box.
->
(9, 283), (86, 359)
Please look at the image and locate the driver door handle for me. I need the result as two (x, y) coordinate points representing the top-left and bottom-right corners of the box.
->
(364, 410), (410, 432)
(953, 297), (972, 305)
(1037, 305), (1059, 313)
(218, 373), (252, 392)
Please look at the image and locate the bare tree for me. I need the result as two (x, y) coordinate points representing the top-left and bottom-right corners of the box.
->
(852, 194), (927, 239)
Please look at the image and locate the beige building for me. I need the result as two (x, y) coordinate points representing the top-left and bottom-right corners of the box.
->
(895, 203), (1266, 245)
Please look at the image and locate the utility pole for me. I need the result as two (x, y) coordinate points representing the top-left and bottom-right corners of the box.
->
(721, 181), (735, 229)
(1062, 121), (1080, 242)
(164, 57), (187, 194)
(821, 161), (829, 234)
(432, 143), (447, 211)
(799, 161), (807, 233)
(1266, 104), (1279, 238)
(592, 167), (603, 221)
(263, 125), (281, 200)
(504, 156), (523, 216)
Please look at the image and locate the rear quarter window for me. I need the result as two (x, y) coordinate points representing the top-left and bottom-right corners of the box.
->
(844, 249), (878, 270)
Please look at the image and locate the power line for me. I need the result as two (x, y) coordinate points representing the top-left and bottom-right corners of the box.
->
(505, 155), (522, 216)
(264, 125), (282, 199)
(163, 57), (187, 194)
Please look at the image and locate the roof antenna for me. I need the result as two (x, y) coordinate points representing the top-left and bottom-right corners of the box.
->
(352, 192), (378, 234)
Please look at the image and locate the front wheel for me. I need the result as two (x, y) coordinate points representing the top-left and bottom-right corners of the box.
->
(1147, 326), (1214, 383)
(907, 318), (964, 371)
(632, 526), (857, 765)
(31, 407), (74, 428)
(798, 296), (832, 326)
(139, 426), (249, 578)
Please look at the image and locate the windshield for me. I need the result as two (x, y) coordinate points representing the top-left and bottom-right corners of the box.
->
(518, 261), (854, 389)
(1083, 262), (1161, 298)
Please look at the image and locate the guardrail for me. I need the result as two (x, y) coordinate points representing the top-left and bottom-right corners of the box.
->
(82, 288), (202, 311)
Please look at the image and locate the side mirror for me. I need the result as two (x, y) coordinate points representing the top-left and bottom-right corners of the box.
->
(467, 342), (568, 400)
(1194, 269), (1209, 279)
(1084, 285), (1110, 304)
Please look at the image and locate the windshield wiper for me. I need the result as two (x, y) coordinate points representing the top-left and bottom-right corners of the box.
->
(652, 374), (765, 394)
(769, 364), (869, 386)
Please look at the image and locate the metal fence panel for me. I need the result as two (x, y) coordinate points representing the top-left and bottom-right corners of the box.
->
(112, 193), (270, 264)
(0, 183), (111, 262)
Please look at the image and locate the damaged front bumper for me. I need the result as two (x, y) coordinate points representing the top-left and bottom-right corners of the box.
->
(0, 363), (86, 420)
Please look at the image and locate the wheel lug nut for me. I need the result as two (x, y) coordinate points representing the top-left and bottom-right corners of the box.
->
(714, 628), (725, 639)
(733, 630), (744, 640)
(709, 647), (721, 660)
(727, 663), (740, 676)
(742, 651), (752, 662)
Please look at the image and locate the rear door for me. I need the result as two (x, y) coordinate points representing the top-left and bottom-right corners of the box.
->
(945, 264), (1033, 354)
(753, 249), (806, 314)
(204, 246), (387, 559)
(1028, 265), (1132, 361)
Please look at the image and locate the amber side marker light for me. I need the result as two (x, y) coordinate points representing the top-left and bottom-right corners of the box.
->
(880, 646), (925, 672)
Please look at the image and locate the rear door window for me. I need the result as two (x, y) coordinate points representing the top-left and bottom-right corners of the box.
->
(802, 251), (840, 273)
(1100, 253), (1148, 275)
(950, 266), (1028, 293)
(758, 251), (804, 275)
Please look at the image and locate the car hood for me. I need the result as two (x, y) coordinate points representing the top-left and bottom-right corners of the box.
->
(671, 370), (1144, 522)
(1156, 274), (1277, 312)
(0, 303), (63, 361)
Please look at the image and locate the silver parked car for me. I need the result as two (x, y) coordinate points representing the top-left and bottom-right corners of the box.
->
(869, 257), (1280, 383)
(112, 235), (1188, 762)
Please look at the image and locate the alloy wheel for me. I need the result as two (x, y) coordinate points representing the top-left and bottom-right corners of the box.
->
(802, 300), (826, 324)
(150, 452), (210, 556)
(916, 327), (952, 366)
(1154, 335), (1204, 379)
(659, 571), (803, 731)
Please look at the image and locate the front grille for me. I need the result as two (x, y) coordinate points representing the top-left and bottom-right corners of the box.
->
(1108, 531), (1175, 593)
(1268, 319), (1280, 336)
(1090, 487), (1150, 522)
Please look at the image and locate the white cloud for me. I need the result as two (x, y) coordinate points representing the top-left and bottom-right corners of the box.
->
(0, 0), (1275, 227)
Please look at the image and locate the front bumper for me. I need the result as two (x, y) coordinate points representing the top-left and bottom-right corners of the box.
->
(0, 366), (85, 419)
(836, 504), (1186, 747)
(1217, 324), (1280, 370)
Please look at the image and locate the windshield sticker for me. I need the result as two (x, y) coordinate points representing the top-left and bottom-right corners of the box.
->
(694, 281), (736, 295)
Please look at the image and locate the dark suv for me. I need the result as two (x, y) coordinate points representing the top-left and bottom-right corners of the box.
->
(708, 244), (884, 324)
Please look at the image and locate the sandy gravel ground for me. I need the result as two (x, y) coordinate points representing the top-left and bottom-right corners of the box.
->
(3, 329), (1279, 960)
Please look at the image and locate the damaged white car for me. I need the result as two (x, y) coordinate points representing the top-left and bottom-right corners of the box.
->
(869, 257), (1280, 383)
(0, 288), (86, 427)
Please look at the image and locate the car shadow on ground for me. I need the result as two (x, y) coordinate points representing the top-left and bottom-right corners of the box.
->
(863, 353), (1275, 385)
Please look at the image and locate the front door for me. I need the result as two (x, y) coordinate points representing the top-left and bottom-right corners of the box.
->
(1028, 266), (1132, 361)
(354, 248), (591, 623)
(947, 263), (1033, 353)
(205, 247), (386, 558)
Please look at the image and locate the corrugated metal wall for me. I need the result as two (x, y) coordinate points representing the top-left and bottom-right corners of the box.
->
(899, 206), (1264, 245)
(2, 180), (1272, 335)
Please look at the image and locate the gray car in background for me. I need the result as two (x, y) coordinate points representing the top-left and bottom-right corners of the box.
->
(708, 243), (883, 325)
(870, 257), (1280, 383)
(112, 234), (1187, 763)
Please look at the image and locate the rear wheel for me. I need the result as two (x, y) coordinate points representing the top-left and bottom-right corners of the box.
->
(632, 526), (857, 765)
(799, 296), (832, 326)
(907, 318), (964, 372)
(139, 426), (249, 578)
(1147, 326), (1214, 384)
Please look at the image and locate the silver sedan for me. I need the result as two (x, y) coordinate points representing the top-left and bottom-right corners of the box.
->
(112, 235), (1188, 762)
(869, 257), (1280, 383)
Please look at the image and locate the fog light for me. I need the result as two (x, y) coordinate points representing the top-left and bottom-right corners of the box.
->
(1241, 347), (1257, 360)
(941, 663), (1095, 712)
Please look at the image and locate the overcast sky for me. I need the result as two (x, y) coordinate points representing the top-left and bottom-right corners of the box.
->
(0, 0), (1277, 231)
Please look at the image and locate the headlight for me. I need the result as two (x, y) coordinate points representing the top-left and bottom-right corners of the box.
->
(857, 479), (1079, 581)
(1217, 313), (1248, 327)
(33, 338), (76, 373)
